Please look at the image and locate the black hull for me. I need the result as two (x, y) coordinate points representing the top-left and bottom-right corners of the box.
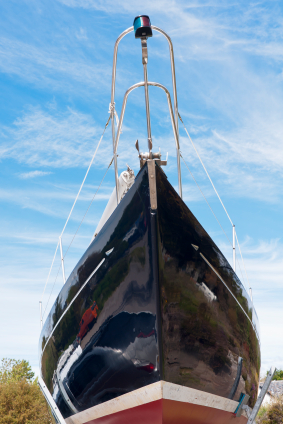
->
(39, 164), (260, 420)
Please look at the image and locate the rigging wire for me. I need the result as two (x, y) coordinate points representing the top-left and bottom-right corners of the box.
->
(235, 230), (252, 298)
(42, 262), (61, 319)
(40, 115), (111, 315)
(42, 156), (114, 320)
(40, 241), (59, 303)
(178, 113), (233, 226)
(180, 153), (232, 247)
(62, 155), (114, 260)
(235, 251), (247, 293)
(60, 115), (111, 239)
(180, 153), (248, 291)
(178, 112), (251, 293)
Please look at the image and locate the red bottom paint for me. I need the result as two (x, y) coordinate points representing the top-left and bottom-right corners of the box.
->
(84, 399), (247, 424)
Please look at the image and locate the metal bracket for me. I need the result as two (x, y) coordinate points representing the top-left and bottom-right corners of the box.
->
(234, 393), (250, 417)
(147, 160), (157, 210)
(38, 376), (67, 424)
(138, 150), (167, 168)
(242, 404), (252, 418)
(141, 38), (148, 64)
(59, 236), (66, 284)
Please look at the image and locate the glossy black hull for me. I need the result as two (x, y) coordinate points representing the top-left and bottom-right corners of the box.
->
(39, 164), (260, 420)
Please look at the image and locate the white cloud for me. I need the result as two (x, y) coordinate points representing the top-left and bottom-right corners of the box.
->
(177, 63), (283, 203)
(19, 170), (52, 179)
(211, 235), (283, 373)
(75, 28), (88, 41)
(1, 106), (113, 168)
(55, 0), (283, 63)
(1, 0), (283, 379)
(0, 182), (112, 220)
(0, 36), (110, 93)
(0, 2), (282, 206)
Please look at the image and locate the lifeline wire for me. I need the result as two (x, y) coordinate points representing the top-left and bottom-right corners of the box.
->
(235, 230), (252, 297)
(40, 241), (59, 303)
(180, 153), (248, 292)
(41, 115), (111, 313)
(178, 113), (233, 226)
(60, 115), (111, 238)
(179, 112), (250, 293)
(41, 258), (106, 355)
(180, 153), (232, 247)
(41, 156), (114, 320)
(42, 261), (62, 319)
(235, 250), (248, 294)
(62, 155), (114, 260)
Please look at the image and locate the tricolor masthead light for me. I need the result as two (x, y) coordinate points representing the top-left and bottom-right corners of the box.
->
(133, 15), (152, 39)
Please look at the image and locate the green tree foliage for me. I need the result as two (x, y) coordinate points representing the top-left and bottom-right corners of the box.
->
(273, 369), (283, 381)
(0, 358), (52, 424)
(0, 359), (34, 383)
(265, 369), (283, 381)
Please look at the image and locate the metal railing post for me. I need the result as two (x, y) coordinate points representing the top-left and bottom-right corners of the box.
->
(141, 38), (152, 152)
(151, 25), (182, 198)
(59, 236), (66, 284)
(110, 26), (134, 205)
(114, 82), (180, 179)
(39, 301), (43, 330)
(110, 24), (183, 201)
(233, 225), (236, 272)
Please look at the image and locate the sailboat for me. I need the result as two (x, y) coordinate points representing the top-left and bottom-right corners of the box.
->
(39, 15), (261, 424)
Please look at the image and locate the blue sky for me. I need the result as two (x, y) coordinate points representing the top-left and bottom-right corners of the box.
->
(0, 0), (283, 377)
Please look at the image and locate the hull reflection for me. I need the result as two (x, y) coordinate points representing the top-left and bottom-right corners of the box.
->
(39, 164), (260, 422)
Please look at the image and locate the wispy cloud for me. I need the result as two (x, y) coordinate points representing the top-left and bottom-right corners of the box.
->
(216, 236), (283, 292)
(56, 0), (283, 61)
(19, 170), (52, 179)
(75, 28), (88, 41)
(0, 182), (113, 220)
(1, 106), (113, 168)
(213, 235), (283, 372)
(0, 36), (110, 93)
(1, 0), (282, 377)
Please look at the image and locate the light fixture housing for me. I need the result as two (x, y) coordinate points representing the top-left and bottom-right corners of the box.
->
(133, 15), (152, 38)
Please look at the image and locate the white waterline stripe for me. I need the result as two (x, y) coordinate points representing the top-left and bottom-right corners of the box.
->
(41, 258), (105, 356)
(199, 252), (260, 342)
